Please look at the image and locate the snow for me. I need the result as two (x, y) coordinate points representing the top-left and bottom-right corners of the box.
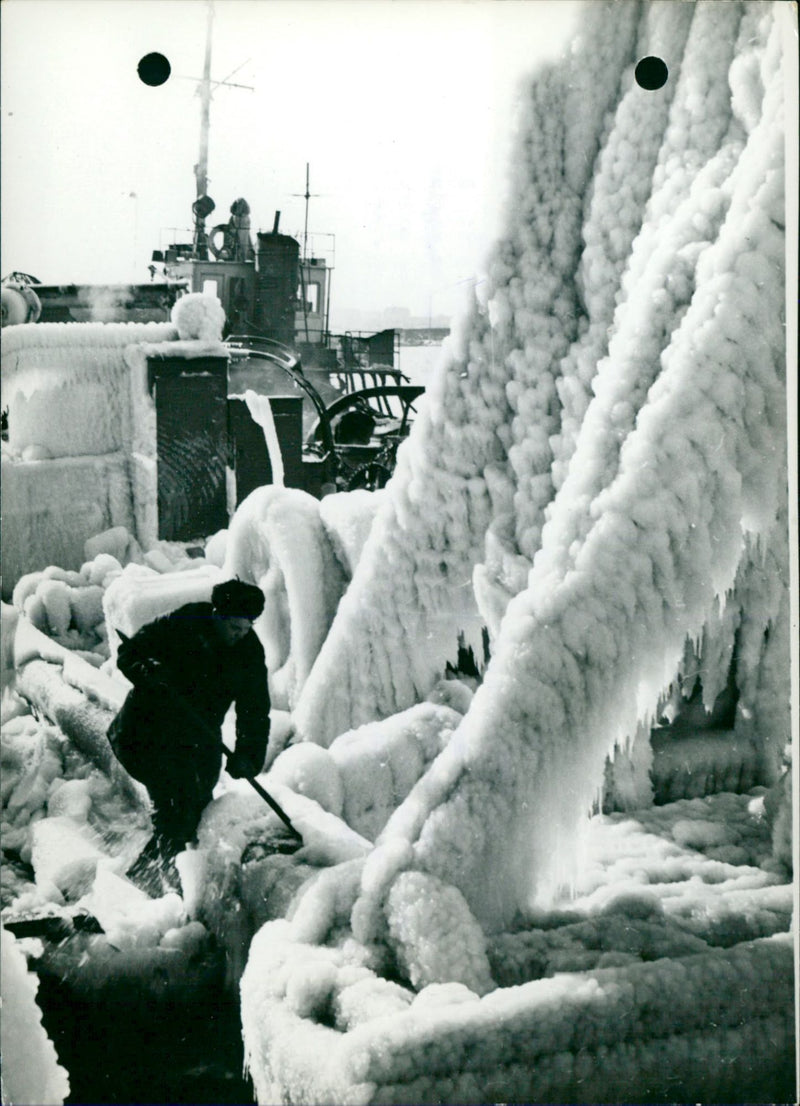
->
(170, 291), (226, 342)
(292, 295), (517, 744)
(83, 525), (140, 565)
(204, 528), (229, 567)
(269, 744), (345, 817)
(184, 779), (373, 984)
(1, 702), (150, 906)
(1, 928), (70, 1105)
(200, 779), (373, 873)
(30, 815), (108, 899)
(242, 924), (793, 1105)
(10, 542), (221, 676)
(80, 866), (185, 951)
(291, 0), (794, 940)
(425, 676), (474, 716)
(385, 870), (494, 995)
(287, 2), (788, 789)
(764, 756), (794, 873)
(0, 676), (226, 1042)
(1, 603), (20, 682)
(327, 703), (462, 840)
(2, 553), (795, 1106)
(236, 789), (795, 1104)
(236, 5), (794, 1100)
(0, 298), (230, 597)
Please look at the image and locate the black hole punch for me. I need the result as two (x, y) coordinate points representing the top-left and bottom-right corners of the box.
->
(138, 52), (171, 87)
(635, 56), (668, 90)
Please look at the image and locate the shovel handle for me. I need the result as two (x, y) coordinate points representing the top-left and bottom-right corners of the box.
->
(221, 742), (302, 841)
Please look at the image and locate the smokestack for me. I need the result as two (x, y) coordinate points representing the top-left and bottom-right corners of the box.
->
(273, 211), (281, 234)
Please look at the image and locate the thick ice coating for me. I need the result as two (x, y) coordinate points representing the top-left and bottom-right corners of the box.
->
(288, 0), (790, 930)
(232, 7), (794, 1101)
(241, 789), (794, 1104)
(223, 486), (349, 709)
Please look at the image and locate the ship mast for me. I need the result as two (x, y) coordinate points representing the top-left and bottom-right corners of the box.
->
(189, 2), (252, 258)
(195, 0), (214, 203)
(302, 162), (310, 262)
(191, 0), (215, 257)
(294, 162), (320, 263)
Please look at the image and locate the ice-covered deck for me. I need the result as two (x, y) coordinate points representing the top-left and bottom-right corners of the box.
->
(237, 807), (794, 1104)
(2, 632), (794, 1105)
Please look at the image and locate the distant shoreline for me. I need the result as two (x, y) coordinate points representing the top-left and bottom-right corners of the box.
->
(398, 327), (450, 346)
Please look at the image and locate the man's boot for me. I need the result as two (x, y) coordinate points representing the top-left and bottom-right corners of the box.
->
(126, 834), (181, 896)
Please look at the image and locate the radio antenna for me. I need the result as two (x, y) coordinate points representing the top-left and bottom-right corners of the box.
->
(189, 1), (253, 255)
(293, 163), (320, 262)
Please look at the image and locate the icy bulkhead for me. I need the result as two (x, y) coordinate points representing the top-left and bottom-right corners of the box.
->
(1, 320), (172, 596)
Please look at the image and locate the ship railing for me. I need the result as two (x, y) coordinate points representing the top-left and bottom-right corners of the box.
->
(329, 367), (411, 415)
(329, 329), (400, 374)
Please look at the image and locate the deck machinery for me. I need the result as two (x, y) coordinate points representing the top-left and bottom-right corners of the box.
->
(1, 200), (422, 545)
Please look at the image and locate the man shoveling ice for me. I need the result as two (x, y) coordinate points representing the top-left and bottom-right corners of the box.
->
(108, 579), (271, 890)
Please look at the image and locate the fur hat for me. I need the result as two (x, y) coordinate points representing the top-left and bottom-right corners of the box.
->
(211, 579), (264, 620)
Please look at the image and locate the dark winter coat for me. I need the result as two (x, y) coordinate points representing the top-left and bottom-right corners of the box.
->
(108, 602), (270, 801)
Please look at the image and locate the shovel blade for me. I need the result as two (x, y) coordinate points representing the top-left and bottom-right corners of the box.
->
(3, 907), (104, 940)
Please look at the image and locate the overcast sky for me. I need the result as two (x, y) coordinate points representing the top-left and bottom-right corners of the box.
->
(1, 0), (581, 327)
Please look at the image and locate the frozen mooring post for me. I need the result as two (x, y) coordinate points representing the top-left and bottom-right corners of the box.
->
(232, 2), (795, 1102)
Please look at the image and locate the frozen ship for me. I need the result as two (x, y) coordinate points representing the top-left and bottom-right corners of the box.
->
(1, 0), (425, 504)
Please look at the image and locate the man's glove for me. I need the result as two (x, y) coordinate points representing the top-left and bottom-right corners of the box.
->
(226, 752), (258, 780)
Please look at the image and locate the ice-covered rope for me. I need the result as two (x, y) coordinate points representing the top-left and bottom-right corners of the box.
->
(291, 1), (790, 935)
